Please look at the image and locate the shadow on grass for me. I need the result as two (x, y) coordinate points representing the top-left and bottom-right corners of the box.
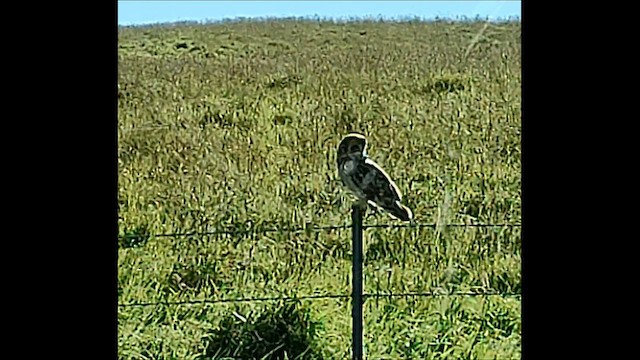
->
(198, 301), (323, 360)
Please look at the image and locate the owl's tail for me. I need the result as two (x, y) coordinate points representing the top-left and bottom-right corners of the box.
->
(387, 201), (413, 222)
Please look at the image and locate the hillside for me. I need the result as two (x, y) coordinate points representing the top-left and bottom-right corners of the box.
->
(118, 18), (521, 359)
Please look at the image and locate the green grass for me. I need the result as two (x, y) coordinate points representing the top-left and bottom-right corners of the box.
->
(118, 18), (521, 359)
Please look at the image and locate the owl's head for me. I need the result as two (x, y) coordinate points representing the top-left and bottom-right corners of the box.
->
(337, 133), (368, 163)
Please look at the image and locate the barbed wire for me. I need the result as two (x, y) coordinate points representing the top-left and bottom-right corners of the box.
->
(362, 223), (521, 230)
(119, 125), (172, 134)
(118, 290), (520, 308)
(118, 222), (521, 240)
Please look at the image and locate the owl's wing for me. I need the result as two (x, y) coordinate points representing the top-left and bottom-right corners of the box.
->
(345, 158), (412, 221)
(359, 158), (403, 203)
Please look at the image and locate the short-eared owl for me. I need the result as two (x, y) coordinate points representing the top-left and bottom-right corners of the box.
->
(337, 133), (413, 222)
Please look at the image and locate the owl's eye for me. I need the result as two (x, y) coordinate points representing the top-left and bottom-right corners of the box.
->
(350, 145), (360, 152)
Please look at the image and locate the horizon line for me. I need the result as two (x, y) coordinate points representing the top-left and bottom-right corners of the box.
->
(118, 14), (521, 27)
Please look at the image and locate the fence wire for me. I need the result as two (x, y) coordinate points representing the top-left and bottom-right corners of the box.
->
(118, 290), (521, 308)
(118, 221), (521, 308)
(118, 222), (521, 240)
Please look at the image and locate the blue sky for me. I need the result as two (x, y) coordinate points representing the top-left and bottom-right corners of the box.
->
(118, 1), (521, 26)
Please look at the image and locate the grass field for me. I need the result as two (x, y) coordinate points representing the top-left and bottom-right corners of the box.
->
(118, 18), (521, 359)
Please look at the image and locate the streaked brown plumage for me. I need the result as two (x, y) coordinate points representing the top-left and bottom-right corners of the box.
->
(337, 133), (413, 222)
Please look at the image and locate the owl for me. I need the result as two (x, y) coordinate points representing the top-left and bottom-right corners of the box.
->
(337, 133), (413, 222)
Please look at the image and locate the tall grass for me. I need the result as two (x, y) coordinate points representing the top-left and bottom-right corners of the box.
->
(118, 18), (521, 359)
